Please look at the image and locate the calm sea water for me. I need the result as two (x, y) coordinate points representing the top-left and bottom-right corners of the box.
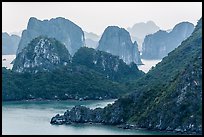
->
(2, 55), (169, 135)
(2, 100), (175, 135)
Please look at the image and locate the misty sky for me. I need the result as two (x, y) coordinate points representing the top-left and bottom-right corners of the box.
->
(2, 2), (202, 35)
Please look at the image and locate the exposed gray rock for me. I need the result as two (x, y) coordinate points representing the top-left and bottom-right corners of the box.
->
(12, 36), (71, 73)
(51, 106), (100, 124)
(17, 17), (85, 56)
(50, 114), (66, 125)
(50, 102), (126, 126)
(97, 26), (142, 65)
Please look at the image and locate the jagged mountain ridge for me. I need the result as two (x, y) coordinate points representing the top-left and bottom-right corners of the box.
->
(17, 17), (85, 56)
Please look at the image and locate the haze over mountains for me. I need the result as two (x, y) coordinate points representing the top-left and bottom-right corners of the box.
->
(142, 22), (194, 59)
(127, 21), (160, 51)
(13, 17), (143, 65)
(10, 31), (22, 37)
(83, 21), (160, 51)
(3, 18), (195, 63)
(2, 32), (21, 55)
(84, 31), (100, 49)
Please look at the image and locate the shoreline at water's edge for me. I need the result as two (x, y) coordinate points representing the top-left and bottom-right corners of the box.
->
(50, 104), (202, 135)
(115, 123), (201, 135)
(51, 121), (199, 135)
(2, 98), (118, 102)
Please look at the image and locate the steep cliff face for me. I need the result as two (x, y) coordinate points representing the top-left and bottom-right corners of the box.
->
(142, 30), (169, 59)
(97, 26), (142, 65)
(73, 47), (144, 82)
(51, 18), (202, 134)
(12, 36), (71, 73)
(2, 32), (21, 55)
(142, 22), (194, 59)
(17, 17), (85, 56)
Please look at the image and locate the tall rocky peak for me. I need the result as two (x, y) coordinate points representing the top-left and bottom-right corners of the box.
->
(142, 21), (194, 59)
(17, 17), (85, 56)
(2, 32), (21, 55)
(73, 47), (144, 82)
(13, 36), (71, 73)
(97, 26), (142, 65)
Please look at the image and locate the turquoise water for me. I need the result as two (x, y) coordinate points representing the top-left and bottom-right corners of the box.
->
(2, 100), (174, 135)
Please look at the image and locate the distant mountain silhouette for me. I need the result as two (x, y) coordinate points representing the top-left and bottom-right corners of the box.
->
(84, 31), (100, 49)
(127, 21), (160, 51)
(142, 21), (194, 59)
(2, 32), (21, 55)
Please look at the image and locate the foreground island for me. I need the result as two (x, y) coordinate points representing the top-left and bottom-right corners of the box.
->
(50, 18), (202, 135)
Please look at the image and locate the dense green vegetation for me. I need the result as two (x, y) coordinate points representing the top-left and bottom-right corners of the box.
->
(3, 35), (145, 101)
(102, 18), (202, 133)
(55, 18), (202, 134)
(2, 65), (128, 101)
(73, 47), (144, 82)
